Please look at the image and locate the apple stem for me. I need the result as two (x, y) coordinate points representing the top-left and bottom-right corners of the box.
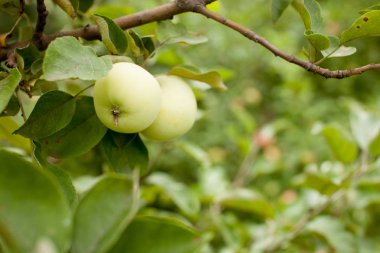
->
(112, 107), (120, 127)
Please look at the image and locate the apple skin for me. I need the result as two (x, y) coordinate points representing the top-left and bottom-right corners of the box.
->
(142, 75), (197, 141)
(93, 62), (161, 133)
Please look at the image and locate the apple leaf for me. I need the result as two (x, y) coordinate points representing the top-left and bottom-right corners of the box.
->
(156, 21), (208, 45)
(52, 0), (77, 18)
(42, 36), (112, 81)
(38, 96), (107, 159)
(272, 0), (292, 23)
(0, 117), (30, 151)
(168, 66), (227, 91)
(0, 95), (19, 117)
(71, 174), (138, 253)
(341, 10), (380, 44)
(14, 90), (76, 139)
(94, 15), (128, 54)
(318, 123), (358, 164)
(146, 172), (200, 217)
(0, 150), (72, 253)
(0, 68), (21, 114)
(108, 215), (202, 253)
(304, 30), (330, 51)
(101, 131), (149, 174)
(322, 36), (357, 58)
(307, 216), (356, 253)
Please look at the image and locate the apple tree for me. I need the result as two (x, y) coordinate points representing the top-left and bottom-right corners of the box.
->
(1, 0), (380, 252)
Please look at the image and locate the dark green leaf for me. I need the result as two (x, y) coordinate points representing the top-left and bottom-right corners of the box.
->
(72, 175), (138, 253)
(341, 10), (380, 44)
(0, 68), (21, 113)
(0, 95), (19, 117)
(38, 96), (107, 159)
(42, 36), (112, 81)
(94, 15), (128, 54)
(319, 124), (358, 164)
(168, 66), (227, 91)
(272, 0), (292, 23)
(16, 45), (41, 70)
(108, 215), (201, 253)
(147, 172), (200, 217)
(0, 150), (72, 253)
(79, 0), (94, 12)
(14, 90), (76, 139)
(101, 131), (149, 174)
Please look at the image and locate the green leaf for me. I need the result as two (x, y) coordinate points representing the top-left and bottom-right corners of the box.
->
(52, 0), (77, 18)
(0, 117), (30, 151)
(292, 0), (323, 32)
(307, 216), (356, 253)
(45, 164), (77, 207)
(42, 36), (112, 81)
(108, 215), (201, 253)
(299, 172), (341, 195)
(0, 68), (21, 114)
(14, 90), (76, 139)
(322, 36), (357, 58)
(319, 124), (358, 164)
(101, 131), (149, 174)
(0, 150), (72, 253)
(146, 172), (200, 217)
(78, 0), (94, 12)
(350, 104), (380, 151)
(38, 96), (107, 159)
(217, 188), (274, 218)
(168, 66), (227, 91)
(341, 10), (380, 44)
(0, 95), (19, 117)
(292, 0), (311, 30)
(16, 45), (41, 70)
(272, 0), (292, 23)
(156, 21), (208, 45)
(304, 30), (330, 51)
(359, 4), (380, 14)
(71, 175), (138, 253)
(369, 131), (380, 156)
(94, 15), (128, 54)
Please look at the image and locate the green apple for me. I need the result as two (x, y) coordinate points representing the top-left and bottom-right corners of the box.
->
(93, 62), (161, 133)
(142, 75), (197, 141)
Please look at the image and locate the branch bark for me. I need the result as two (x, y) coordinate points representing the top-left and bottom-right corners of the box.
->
(1, 0), (380, 79)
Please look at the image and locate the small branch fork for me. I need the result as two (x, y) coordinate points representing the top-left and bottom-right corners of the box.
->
(1, 0), (380, 79)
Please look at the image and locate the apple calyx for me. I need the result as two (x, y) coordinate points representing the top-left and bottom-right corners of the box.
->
(111, 106), (120, 127)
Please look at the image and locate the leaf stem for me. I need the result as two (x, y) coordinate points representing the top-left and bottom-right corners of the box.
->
(74, 83), (95, 98)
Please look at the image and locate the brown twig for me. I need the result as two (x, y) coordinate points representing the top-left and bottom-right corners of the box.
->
(1, 0), (380, 79)
(33, 0), (48, 48)
(194, 6), (380, 79)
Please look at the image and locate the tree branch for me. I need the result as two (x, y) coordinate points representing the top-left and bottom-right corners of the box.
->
(1, 0), (380, 79)
(194, 6), (380, 79)
(33, 0), (48, 48)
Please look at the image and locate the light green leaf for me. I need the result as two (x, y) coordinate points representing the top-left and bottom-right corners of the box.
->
(0, 117), (30, 151)
(168, 66), (227, 91)
(0, 150), (72, 253)
(322, 36), (357, 58)
(292, 0), (311, 30)
(272, 0), (292, 23)
(52, 0), (77, 18)
(42, 36), (112, 81)
(0, 68), (21, 113)
(217, 188), (274, 218)
(146, 172), (200, 217)
(14, 90), (76, 139)
(359, 4), (380, 14)
(350, 104), (380, 151)
(38, 96), (107, 159)
(307, 216), (356, 253)
(156, 21), (208, 45)
(71, 175), (138, 253)
(319, 124), (358, 164)
(304, 30), (330, 51)
(94, 15), (128, 54)
(108, 215), (201, 253)
(304, 0), (323, 32)
(341, 10), (380, 44)
(101, 131), (149, 174)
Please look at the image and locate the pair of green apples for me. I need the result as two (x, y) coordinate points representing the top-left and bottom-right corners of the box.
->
(93, 62), (197, 141)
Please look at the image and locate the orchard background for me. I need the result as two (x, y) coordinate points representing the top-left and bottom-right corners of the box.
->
(1, 0), (380, 252)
